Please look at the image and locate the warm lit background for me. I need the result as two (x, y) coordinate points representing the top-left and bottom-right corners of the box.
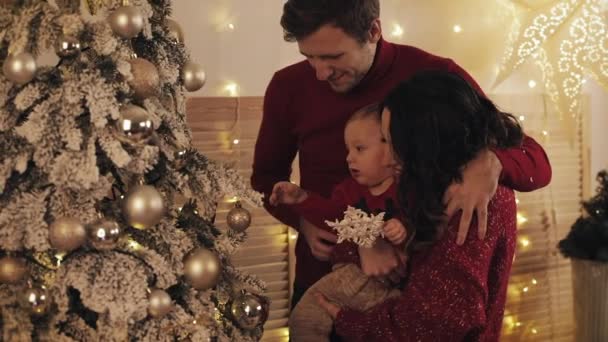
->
(174, 1), (608, 341)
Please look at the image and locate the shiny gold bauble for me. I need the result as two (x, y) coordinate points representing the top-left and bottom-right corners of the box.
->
(128, 58), (160, 99)
(55, 35), (81, 58)
(87, 219), (122, 250)
(108, 5), (144, 39)
(166, 19), (184, 43)
(2, 52), (37, 84)
(148, 288), (172, 318)
(115, 104), (154, 144)
(22, 286), (50, 316)
(49, 217), (87, 252)
(182, 61), (206, 92)
(227, 201), (251, 233)
(0, 256), (27, 284)
(183, 248), (221, 290)
(123, 185), (164, 229)
(230, 293), (269, 330)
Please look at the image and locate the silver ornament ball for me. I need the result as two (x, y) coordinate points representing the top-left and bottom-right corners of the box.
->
(182, 61), (206, 92)
(183, 248), (221, 290)
(55, 35), (81, 58)
(116, 104), (154, 144)
(22, 286), (51, 316)
(227, 201), (251, 232)
(0, 256), (28, 284)
(166, 19), (184, 43)
(148, 288), (173, 318)
(128, 58), (160, 99)
(49, 217), (87, 252)
(123, 185), (165, 229)
(230, 293), (269, 330)
(2, 52), (37, 84)
(87, 219), (122, 250)
(109, 5), (144, 39)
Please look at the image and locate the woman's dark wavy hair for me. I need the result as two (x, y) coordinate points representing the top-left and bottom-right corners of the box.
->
(281, 0), (379, 43)
(382, 70), (524, 242)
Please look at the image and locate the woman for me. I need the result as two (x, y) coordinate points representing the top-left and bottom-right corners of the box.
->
(316, 70), (535, 341)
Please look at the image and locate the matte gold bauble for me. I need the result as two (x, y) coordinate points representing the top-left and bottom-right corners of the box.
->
(2, 52), (37, 84)
(230, 293), (269, 330)
(22, 286), (50, 316)
(0, 256), (27, 284)
(128, 58), (160, 99)
(227, 201), (251, 233)
(183, 248), (221, 290)
(148, 288), (172, 317)
(87, 219), (122, 250)
(115, 104), (154, 144)
(108, 5), (144, 39)
(49, 217), (87, 252)
(166, 19), (184, 43)
(182, 61), (206, 92)
(123, 185), (164, 229)
(55, 35), (81, 58)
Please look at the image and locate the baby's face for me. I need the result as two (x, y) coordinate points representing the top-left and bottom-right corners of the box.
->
(344, 117), (395, 188)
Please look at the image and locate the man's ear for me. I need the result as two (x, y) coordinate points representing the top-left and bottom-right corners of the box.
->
(368, 19), (382, 43)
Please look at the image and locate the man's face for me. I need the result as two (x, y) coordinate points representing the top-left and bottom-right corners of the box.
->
(297, 22), (380, 93)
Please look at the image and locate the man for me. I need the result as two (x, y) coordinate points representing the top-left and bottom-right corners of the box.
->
(251, 0), (551, 309)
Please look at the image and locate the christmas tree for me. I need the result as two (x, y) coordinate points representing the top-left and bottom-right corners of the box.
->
(559, 170), (608, 262)
(0, 0), (268, 340)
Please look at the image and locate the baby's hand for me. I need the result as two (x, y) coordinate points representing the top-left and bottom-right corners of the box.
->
(383, 218), (407, 245)
(269, 181), (308, 206)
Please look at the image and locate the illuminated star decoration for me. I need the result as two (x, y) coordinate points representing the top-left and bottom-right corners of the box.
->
(495, 0), (607, 124)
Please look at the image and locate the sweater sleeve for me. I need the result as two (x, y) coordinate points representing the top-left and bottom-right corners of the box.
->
(251, 72), (300, 229)
(334, 213), (498, 341)
(291, 179), (356, 233)
(446, 61), (552, 192)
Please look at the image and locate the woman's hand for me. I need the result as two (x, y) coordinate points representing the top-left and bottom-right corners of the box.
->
(315, 292), (341, 319)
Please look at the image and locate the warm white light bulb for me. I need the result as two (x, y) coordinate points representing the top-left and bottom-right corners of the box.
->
(391, 24), (404, 37)
(528, 80), (537, 88)
(453, 25), (462, 33)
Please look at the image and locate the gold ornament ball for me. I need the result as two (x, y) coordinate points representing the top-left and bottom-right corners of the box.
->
(230, 293), (269, 330)
(0, 256), (27, 284)
(227, 202), (251, 233)
(123, 185), (165, 229)
(116, 104), (154, 144)
(87, 219), (122, 250)
(182, 61), (206, 92)
(128, 58), (160, 99)
(148, 289), (172, 317)
(2, 52), (37, 84)
(55, 35), (81, 58)
(166, 19), (184, 43)
(49, 217), (87, 252)
(22, 286), (50, 316)
(109, 5), (144, 39)
(183, 248), (221, 290)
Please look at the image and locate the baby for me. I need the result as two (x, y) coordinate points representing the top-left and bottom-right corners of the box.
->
(270, 104), (409, 342)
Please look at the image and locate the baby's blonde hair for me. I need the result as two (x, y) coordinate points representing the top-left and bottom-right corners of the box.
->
(347, 102), (382, 125)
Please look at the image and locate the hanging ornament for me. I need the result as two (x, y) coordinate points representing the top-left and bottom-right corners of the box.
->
(166, 18), (184, 43)
(148, 288), (172, 318)
(22, 285), (51, 316)
(182, 61), (206, 92)
(183, 248), (221, 290)
(0, 256), (27, 284)
(230, 292), (269, 330)
(55, 35), (81, 58)
(2, 52), (37, 84)
(123, 185), (165, 229)
(115, 104), (154, 144)
(108, 5), (144, 39)
(87, 219), (122, 250)
(128, 58), (160, 99)
(49, 217), (87, 252)
(227, 201), (251, 233)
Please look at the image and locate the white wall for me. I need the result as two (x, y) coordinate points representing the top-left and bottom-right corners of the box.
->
(173, 0), (608, 185)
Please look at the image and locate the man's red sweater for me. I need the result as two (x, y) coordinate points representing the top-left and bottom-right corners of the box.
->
(252, 37), (552, 290)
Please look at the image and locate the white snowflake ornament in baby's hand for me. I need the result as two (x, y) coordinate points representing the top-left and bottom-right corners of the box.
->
(325, 206), (386, 248)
